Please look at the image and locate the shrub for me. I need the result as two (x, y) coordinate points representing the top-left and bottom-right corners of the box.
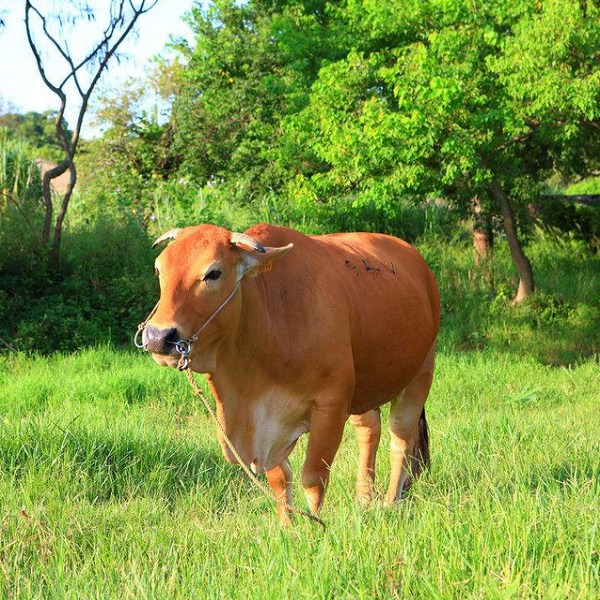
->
(0, 216), (156, 354)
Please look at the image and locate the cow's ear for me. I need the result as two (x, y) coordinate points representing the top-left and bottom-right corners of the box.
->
(239, 243), (293, 278)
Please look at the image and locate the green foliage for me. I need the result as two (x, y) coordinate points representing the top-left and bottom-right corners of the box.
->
(72, 0), (600, 272)
(422, 227), (600, 364)
(0, 110), (66, 162)
(148, 177), (261, 235)
(150, 0), (600, 285)
(564, 176), (600, 195)
(284, 0), (600, 211)
(171, 0), (343, 196)
(77, 76), (178, 220)
(490, 0), (600, 179)
(0, 217), (156, 354)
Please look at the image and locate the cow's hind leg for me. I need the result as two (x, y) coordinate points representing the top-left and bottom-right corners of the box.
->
(386, 345), (435, 505)
(349, 409), (381, 504)
(266, 459), (293, 526)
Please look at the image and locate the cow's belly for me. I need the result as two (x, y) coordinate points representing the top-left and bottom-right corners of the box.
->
(348, 307), (436, 414)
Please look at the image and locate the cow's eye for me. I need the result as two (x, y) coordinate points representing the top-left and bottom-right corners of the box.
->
(203, 268), (222, 282)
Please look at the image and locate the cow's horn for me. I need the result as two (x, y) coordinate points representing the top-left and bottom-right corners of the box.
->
(152, 228), (180, 248)
(231, 232), (266, 253)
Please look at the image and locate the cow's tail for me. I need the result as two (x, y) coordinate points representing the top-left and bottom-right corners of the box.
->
(405, 407), (430, 491)
(415, 406), (430, 473)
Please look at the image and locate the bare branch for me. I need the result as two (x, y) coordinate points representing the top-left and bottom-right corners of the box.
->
(24, 2), (63, 99)
(495, 131), (534, 152)
(70, 0), (158, 154)
(0, 336), (19, 353)
(543, 194), (600, 206)
(26, 2), (86, 97)
(25, 0), (158, 264)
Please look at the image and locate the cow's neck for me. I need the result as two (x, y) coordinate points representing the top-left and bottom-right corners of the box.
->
(209, 276), (280, 395)
(202, 278), (308, 468)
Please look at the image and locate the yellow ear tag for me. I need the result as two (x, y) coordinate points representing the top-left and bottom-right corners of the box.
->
(257, 260), (273, 274)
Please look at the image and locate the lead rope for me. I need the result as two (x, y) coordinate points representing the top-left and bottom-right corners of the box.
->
(181, 365), (326, 530)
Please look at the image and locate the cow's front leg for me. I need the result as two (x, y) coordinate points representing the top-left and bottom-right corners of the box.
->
(265, 459), (293, 526)
(301, 404), (347, 515)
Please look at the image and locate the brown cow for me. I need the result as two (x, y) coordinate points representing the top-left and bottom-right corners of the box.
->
(139, 223), (440, 524)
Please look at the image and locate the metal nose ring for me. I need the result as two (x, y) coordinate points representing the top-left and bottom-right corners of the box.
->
(175, 339), (192, 370)
(134, 325), (147, 349)
(175, 340), (191, 355)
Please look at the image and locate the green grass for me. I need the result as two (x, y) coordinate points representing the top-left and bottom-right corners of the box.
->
(0, 346), (598, 598)
(421, 229), (600, 364)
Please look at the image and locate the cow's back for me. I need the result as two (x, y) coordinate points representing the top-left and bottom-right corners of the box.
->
(245, 224), (440, 414)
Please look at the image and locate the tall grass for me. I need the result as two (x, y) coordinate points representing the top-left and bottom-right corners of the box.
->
(0, 131), (42, 247)
(0, 346), (598, 598)
(2, 209), (598, 361)
(0, 132), (39, 202)
(420, 227), (600, 364)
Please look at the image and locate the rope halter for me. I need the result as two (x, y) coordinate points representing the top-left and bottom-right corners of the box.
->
(134, 276), (244, 370)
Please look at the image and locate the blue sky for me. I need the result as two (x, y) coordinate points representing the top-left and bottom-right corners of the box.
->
(0, 1), (196, 137)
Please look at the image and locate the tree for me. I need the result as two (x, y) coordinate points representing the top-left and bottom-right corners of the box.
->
(171, 0), (344, 199)
(76, 70), (178, 218)
(283, 0), (600, 304)
(24, 0), (157, 266)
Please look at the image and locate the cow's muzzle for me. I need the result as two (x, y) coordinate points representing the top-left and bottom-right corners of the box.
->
(140, 325), (181, 356)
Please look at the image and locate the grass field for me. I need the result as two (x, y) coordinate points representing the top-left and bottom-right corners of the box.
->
(0, 346), (598, 599)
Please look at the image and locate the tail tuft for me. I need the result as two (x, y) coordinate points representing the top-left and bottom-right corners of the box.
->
(416, 406), (430, 472)
(404, 407), (430, 493)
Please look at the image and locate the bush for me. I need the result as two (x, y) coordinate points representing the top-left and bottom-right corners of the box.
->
(535, 202), (600, 250)
(0, 216), (156, 354)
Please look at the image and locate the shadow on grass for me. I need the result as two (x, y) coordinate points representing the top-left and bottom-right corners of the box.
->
(441, 294), (599, 367)
(0, 424), (258, 507)
(431, 228), (600, 366)
(527, 461), (600, 492)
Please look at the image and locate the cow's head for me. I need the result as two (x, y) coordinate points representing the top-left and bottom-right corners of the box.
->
(140, 225), (292, 370)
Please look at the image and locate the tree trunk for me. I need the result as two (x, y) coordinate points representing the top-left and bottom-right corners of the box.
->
(40, 160), (69, 246)
(49, 162), (76, 269)
(472, 195), (493, 287)
(25, 0), (158, 268)
(488, 180), (534, 305)
(472, 196), (493, 262)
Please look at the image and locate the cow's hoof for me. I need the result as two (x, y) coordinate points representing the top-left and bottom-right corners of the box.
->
(276, 506), (293, 527)
(355, 493), (373, 507)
